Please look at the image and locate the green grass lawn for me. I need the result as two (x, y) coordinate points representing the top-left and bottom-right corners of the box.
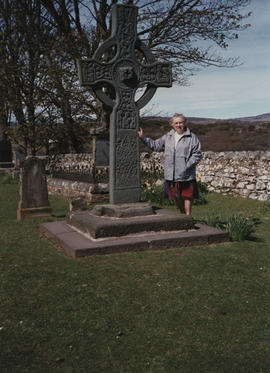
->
(0, 177), (269, 373)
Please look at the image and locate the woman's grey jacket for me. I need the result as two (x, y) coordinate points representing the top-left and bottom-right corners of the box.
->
(142, 128), (202, 182)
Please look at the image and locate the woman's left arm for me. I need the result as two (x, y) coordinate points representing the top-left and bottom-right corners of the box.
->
(186, 135), (202, 170)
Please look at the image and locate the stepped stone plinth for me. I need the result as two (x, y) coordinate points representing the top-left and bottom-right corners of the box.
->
(66, 204), (195, 239)
(40, 203), (229, 258)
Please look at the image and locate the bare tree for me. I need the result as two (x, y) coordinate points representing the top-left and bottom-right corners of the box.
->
(38, 0), (250, 137)
(40, 0), (251, 83)
(0, 0), (95, 154)
(39, 0), (251, 128)
(0, 0), (50, 154)
(1, 0), (251, 153)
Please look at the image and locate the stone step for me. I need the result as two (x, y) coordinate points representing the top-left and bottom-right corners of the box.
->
(66, 208), (195, 239)
(40, 220), (230, 258)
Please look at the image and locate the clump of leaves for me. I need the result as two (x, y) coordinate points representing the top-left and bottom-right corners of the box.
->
(141, 182), (173, 207)
(194, 191), (207, 205)
(201, 213), (225, 229)
(94, 167), (109, 183)
(226, 214), (254, 241)
(197, 181), (208, 194)
(141, 170), (164, 184)
(193, 181), (208, 206)
(263, 199), (270, 211)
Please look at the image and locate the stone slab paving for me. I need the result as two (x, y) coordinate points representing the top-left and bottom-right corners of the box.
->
(40, 221), (230, 258)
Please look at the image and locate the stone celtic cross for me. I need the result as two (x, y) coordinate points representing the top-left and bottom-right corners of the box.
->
(77, 4), (172, 204)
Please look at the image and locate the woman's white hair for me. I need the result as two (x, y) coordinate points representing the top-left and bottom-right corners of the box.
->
(169, 113), (186, 125)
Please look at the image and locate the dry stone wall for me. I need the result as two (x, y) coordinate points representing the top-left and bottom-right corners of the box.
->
(197, 151), (270, 201)
(45, 151), (270, 201)
(141, 151), (270, 201)
(47, 154), (95, 182)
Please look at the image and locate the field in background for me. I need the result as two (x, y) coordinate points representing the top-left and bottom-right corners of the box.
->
(139, 117), (270, 152)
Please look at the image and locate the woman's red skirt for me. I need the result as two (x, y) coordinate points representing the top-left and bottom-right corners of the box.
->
(164, 180), (199, 200)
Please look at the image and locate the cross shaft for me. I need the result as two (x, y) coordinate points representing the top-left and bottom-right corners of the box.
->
(77, 4), (172, 204)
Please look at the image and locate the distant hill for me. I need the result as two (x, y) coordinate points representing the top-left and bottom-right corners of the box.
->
(143, 113), (270, 125)
(231, 113), (270, 124)
(139, 113), (270, 152)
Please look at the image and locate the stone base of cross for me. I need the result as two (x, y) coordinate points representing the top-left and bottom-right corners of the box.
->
(77, 4), (172, 204)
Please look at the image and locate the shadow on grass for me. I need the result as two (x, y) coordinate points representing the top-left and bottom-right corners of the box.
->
(246, 236), (264, 243)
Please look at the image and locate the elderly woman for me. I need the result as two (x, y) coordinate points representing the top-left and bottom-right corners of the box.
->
(138, 113), (202, 215)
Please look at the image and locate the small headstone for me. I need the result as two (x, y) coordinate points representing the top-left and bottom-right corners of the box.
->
(94, 135), (109, 167)
(17, 157), (52, 220)
(13, 144), (26, 169)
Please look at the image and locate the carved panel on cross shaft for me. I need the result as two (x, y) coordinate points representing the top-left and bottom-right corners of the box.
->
(119, 90), (133, 110)
(140, 65), (157, 82)
(115, 134), (139, 187)
(117, 110), (138, 130)
(83, 62), (112, 84)
(140, 63), (171, 85)
(95, 64), (112, 80)
(117, 7), (136, 58)
(116, 91), (137, 129)
(118, 6), (136, 23)
(83, 62), (95, 83)
(113, 60), (138, 88)
(156, 64), (171, 84)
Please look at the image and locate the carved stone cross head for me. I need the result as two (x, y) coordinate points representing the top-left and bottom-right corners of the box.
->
(77, 4), (172, 204)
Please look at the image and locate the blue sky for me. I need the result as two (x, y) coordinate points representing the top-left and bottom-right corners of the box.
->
(143, 0), (270, 119)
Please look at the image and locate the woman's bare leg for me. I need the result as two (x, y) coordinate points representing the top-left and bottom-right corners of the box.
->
(184, 198), (193, 215)
(176, 197), (185, 214)
(176, 197), (193, 215)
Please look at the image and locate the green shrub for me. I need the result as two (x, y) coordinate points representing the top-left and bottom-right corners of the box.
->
(94, 167), (109, 183)
(194, 193), (207, 205)
(201, 213), (225, 229)
(226, 214), (254, 241)
(141, 183), (173, 207)
(197, 181), (208, 194)
(194, 182), (208, 205)
(263, 199), (270, 211)
(141, 180), (207, 207)
(141, 170), (164, 184)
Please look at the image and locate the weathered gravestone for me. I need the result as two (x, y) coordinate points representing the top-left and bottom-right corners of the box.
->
(77, 3), (172, 204)
(94, 135), (110, 168)
(17, 157), (52, 220)
(13, 144), (26, 170)
(40, 3), (230, 257)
